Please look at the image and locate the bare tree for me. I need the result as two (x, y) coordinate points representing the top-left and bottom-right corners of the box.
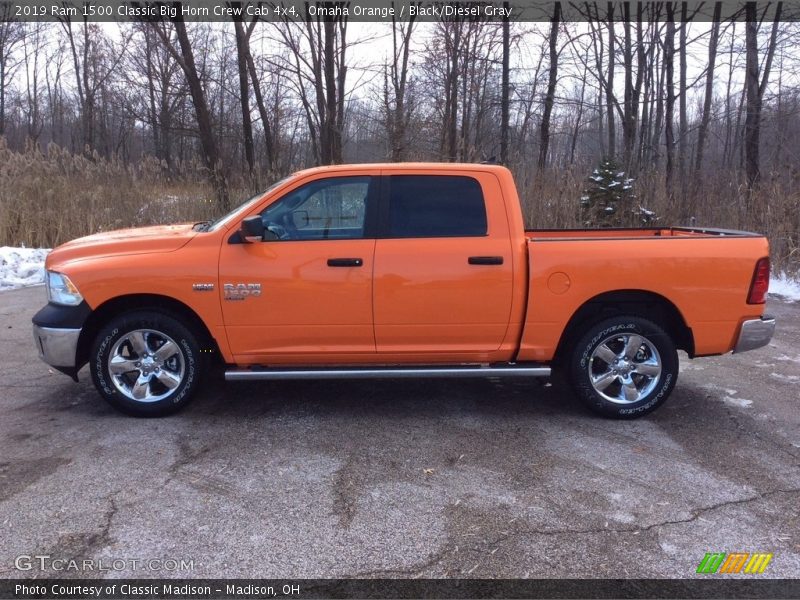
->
(22, 23), (45, 143)
(694, 2), (722, 176)
(744, 1), (782, 189)
(678, 2), (689, 195)
(240, 21), (278, 174)
(0, 16), (24, 136)
(665, 3), (676, 200)
(383, 3), (416, 162)
(150, 17), (229, 210)
(231, 7), (257, 188)
(500, 1), (510, 164)
(270, 4), (350, 165)
(538, 2), (560, 170)
(61, 19), (127, 156)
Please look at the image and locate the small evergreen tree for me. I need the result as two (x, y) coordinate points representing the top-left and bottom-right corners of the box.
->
(579, 158), (656, 227)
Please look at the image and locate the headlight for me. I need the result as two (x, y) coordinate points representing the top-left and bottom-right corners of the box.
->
(46, 271), (83, 306)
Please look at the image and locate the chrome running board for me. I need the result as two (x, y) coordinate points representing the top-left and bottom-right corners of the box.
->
(225, 364), (551, 381)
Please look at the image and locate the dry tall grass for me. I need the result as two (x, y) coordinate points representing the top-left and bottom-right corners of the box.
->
(517, 167), (800, 276)
(0, 140), (219, 249)
(1, 141), (797, 275)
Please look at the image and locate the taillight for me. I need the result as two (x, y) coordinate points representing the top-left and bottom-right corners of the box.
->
(747, 257), (770, 304)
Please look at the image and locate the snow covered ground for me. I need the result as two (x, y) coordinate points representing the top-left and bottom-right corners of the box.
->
(769, 272), (800, 302)
(1, 245), (799, 301)
(0, 247), (50, 291)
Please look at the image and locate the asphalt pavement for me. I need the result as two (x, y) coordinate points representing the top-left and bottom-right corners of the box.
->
(1, 285), (798, 579)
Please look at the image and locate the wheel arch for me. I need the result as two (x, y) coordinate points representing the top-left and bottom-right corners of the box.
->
(76, 294), (220, 369)
(553, 289), (694, 368)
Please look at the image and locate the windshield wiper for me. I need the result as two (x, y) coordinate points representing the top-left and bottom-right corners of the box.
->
(193, 220), (212, 232)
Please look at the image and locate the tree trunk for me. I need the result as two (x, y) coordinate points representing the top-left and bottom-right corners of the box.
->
(744, 1), (782, 189)
(622, 4), (634, 169)
(0, 55), (6, 136)
(678, 2), (688, 213)
(233, 16), (257, 188)
(500, 2), (510, 164)
(569, 63), (587, 166)
(744, 2), (761, 188)
(606, 2), (615, 158)
(695, 2), (721, 176)
(665, 3), (675, 200)
(244, 47), (276, 173)
(156, 18), (229, 211)
(723, 20), (736, 168)
(538, 2), (560, 170)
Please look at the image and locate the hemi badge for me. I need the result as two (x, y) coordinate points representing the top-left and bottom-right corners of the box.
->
(192, 283), (215, 291)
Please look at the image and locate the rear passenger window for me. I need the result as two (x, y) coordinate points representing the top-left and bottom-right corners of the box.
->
(387, 175), (488, 238)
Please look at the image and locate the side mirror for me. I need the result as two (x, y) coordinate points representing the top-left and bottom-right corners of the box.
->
(240, 216), (264, 243)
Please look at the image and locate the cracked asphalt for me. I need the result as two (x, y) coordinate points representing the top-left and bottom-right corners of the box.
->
(1, 285), (799, 579)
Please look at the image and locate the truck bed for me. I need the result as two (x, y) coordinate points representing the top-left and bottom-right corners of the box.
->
(526, 226), (762, 241)
(517, 226), (769, 362)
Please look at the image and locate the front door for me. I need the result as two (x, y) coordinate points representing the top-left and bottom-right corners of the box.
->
(219, 175), (378, 362)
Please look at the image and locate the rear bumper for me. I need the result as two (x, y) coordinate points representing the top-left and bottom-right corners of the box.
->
(33, 324), (82, 367)
(733, 315), (776, 353)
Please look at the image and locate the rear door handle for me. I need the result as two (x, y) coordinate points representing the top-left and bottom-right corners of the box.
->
(468, 256), (504, 265)
(327, 258), (363, 267)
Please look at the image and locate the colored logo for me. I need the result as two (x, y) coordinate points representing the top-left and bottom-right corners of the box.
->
(696, 552), (773, 574)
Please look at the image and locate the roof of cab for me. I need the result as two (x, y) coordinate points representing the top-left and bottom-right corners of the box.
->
(290, 162), (512, 178)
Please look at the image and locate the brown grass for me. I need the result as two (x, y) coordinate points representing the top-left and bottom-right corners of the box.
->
(1, 141), (797, 276)
(0, 140), (219, 249)
(517, 166), (800, 276)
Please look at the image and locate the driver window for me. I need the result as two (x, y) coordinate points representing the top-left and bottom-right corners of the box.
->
(260, 176), (371, 241)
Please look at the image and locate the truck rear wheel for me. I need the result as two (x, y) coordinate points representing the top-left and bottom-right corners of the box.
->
(90, 310), (201, 417)
(569, 316), (678, 418)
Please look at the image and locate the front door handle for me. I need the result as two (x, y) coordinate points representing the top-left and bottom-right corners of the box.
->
(327, 258), (363, 267)
(468, 256), (504, 265)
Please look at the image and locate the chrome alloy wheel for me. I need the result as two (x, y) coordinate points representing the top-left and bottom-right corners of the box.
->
(108, 329), (185, 403)
(588, 333), (662, 404)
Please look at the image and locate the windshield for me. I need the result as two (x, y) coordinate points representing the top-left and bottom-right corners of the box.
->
(204, 175), (296, 232)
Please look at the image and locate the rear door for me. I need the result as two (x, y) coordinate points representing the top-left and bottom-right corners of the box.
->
(372, 171), (515, 355)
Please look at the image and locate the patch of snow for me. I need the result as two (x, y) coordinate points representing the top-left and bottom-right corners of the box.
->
(659, 541), (679, 554)
(769, 273), (800, 302)
(723, 395), (753, 408)
(0, 247), (50, 291)
(703, 384), (739, 396)
(770, 372), (800, 383)
(775, 354), (800, 363)
(682, 363), (705, 370)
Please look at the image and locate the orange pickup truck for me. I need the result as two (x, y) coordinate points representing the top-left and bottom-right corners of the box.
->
(32, 163), (775, 418)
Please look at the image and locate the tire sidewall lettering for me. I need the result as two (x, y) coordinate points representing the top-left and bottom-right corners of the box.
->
(90, 313), (203, 416)
(571, 317), (678, 418)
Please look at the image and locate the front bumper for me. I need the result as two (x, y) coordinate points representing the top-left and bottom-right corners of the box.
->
(33, 324), (82, 367)
(32, 301), (92, 380)
(733, 315), (776, 353)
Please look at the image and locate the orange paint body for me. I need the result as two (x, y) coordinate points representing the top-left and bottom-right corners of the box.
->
(45, 163), (769, 368)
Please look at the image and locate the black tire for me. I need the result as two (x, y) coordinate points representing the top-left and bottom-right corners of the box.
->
(568, 316), (678, 419)
(90, 310), (202, 417)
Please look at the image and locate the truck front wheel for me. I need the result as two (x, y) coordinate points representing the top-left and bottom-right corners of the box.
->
(90, 310), (202, 417)
(569, 316), (678, 418)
